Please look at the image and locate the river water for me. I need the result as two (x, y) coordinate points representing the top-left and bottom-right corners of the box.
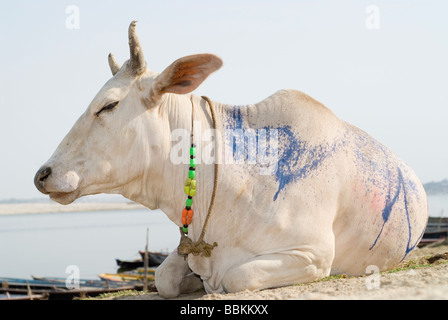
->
(0, 208), (179, 280)
(0, 194), (446, 280)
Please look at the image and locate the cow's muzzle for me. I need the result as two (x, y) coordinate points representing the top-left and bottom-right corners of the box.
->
(34, 166), (52, 194)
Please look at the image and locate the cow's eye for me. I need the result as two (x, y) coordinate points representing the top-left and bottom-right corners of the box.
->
(95, 101), (119, 116)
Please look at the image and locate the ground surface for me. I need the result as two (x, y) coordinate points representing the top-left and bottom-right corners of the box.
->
(114, 243), (448, 300)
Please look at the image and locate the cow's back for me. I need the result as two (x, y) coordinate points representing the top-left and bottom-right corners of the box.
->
(210, 89), (427, 280)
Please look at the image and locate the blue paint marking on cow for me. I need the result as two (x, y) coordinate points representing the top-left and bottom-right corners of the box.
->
(369, 168), (404, 251)
(272, 127), (350, 201)
(400, 169), (426, 261)
(224, 107), (345, 201)
(272, 126), (305, 201)
(351, 125), (391, 190)
(350, 125), (425, 259)
(225, 107), (245, 160)
(272, 126), (331, 201)
(226, 106), (244, 131)
(369, 166), (424, 260)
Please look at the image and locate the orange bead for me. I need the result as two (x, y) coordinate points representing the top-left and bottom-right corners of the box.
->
(186, 209), (193, 225)
(181, 209), (194, 226)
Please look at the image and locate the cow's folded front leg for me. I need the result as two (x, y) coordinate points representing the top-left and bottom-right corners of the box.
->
(155, 251), (188, 298)
(155, 251), (203, 298)
(221, 249), (333, 293)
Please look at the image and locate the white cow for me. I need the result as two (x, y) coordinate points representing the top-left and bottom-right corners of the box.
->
(35, 22), (428, 298)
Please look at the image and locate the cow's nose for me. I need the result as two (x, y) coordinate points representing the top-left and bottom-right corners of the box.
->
(34, 167), (52, 194)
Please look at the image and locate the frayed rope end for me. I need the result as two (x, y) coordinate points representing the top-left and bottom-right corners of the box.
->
(178, 233), (218, 258)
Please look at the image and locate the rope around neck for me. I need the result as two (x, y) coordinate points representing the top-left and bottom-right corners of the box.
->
(177, 96), (218, 258)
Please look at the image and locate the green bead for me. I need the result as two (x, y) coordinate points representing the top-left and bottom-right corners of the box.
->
(184, 186), (191, 195)
(182, 226), (188, 233)
(190, 147), (196, 156)
(186, 198), (193, 207)
(189, 188), (196, 197)
(190, 179), (197, 189)
(189, 170), (195, 179)
(190, 158), (196, 167)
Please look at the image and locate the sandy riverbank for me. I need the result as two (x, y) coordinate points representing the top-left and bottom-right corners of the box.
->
(115, 243), (448, 300)
(0, 202), (146, 216)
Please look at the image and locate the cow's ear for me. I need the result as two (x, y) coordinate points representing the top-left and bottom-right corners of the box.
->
(152, 54), (222, 96)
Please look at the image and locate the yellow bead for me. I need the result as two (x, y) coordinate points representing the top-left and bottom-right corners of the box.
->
(189, 188), (196, 197)
(185, 178), (191, 186)
(184, 186), (190, 195)
(190, 179), (197, 189)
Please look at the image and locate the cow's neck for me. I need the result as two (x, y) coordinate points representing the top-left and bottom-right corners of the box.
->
(130, 93), (226, 241)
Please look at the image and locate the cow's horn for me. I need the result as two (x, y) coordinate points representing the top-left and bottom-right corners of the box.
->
(128, 20), (146, 75)
(108, 53), (121, 76)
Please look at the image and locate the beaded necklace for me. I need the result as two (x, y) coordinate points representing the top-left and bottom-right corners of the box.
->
(177, 96), (218, 257)
(181, 143), (197, 235)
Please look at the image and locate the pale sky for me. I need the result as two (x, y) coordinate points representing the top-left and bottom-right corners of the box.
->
(0, 0), (447, 200)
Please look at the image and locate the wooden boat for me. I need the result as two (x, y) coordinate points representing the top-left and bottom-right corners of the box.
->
(116, 251), (168, 271)
(139, 251), (168, 266)
(98, 272), (155, 282)
(0, 292), (47, 300)
(31, 276), (137, 288)
(0, 277), (140, 300)
(419, 230), (448, 247)
(422, 230), (448, 239)
(116, 258), (144, 271)
(418, 216), (448, 247)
